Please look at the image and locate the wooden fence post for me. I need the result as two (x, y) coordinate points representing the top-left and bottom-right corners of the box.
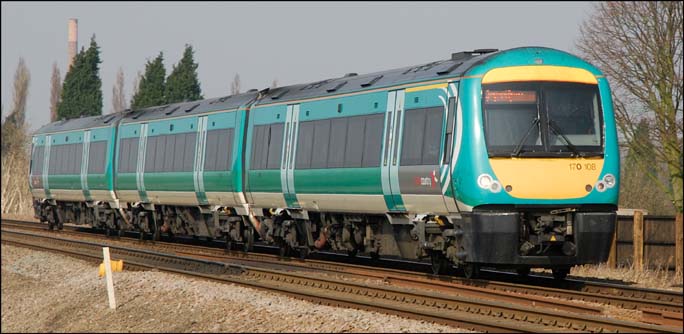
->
(607, 220), (618, 268)
(676, 213), (683, 274)
(633, 210), (644, 272)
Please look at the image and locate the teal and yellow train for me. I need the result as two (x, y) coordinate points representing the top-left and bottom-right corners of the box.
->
(29, 47), (619, 279)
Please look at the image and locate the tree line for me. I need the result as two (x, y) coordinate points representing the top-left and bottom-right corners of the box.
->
(52, 39), (205, 119)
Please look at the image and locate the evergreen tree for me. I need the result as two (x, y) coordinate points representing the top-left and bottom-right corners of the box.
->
(130, 52), (167, 109)
(57, 35), (103, 120)
(165, 44), (203, 104)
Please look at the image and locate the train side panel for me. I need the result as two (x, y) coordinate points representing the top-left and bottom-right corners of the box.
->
(290, 92), (386, 213)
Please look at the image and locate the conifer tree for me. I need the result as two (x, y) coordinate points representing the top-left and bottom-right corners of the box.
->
(57, 35), (103, 120)
(130, 53), (167, 109)
(165, 44), (203, 104)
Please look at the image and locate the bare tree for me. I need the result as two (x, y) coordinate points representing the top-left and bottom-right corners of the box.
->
(6, 58), (30, 127)
(49, 62), (61, 122)
(111, 67), (126, 113)
(271, 78), (279, 89)
(2, 58), (30, 155)
(230, 73), (241, 95)
(1, 58), (32, 215)
(577, 2), (683, 212)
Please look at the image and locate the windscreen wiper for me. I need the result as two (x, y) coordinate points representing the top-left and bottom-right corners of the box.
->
(511, 117), (539, 157)
(512, 117), (540, 157)
(548, 119), (581, 157)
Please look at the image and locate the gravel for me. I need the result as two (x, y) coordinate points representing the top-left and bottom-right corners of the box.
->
(1, 244), (469, 333)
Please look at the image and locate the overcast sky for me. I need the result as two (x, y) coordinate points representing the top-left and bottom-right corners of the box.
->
(1, 1), (593, 131)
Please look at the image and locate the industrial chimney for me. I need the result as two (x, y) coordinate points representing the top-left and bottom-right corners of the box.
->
(67, 18), (78, 69)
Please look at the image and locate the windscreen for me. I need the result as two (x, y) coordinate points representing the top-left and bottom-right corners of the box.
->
(483, 82), (603, 157)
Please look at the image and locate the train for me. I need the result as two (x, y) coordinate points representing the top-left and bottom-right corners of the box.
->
(29, 46), (619, 279)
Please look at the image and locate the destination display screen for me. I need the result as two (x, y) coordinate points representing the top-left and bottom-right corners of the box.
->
(484, 90), (537, 104)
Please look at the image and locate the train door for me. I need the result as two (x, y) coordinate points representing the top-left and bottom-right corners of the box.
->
(136, 123), (149, 202)
(440, 82), (460, 212)
(193, 116), (209, 205)
(43, 135), (52, 199)
(80, 130), (91, 201)
(281, 104), (301, 208)
(389, 82), (460, 214)
(381, 89), (406, 212)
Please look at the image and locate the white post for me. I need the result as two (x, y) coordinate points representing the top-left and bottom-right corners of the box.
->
(102, 247), (117, 309)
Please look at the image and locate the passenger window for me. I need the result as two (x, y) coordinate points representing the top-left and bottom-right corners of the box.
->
(423, 108), (443, 164)
(250, 125), (266, 170)
(266, 124), (283, 169)
(145, 136), (157, 172)
(172, 134), (185, 172)
(362, 114), (383, 167)
(295, 121), (315, 169)
(401, 109), (426, 165)
(163, 135), (176, 172)
(89, 141), (107, 174)
(204, 129), (233, 171)
(310, 119), (331, 169)
(443, 97), (456, 164)
(328, 118), (347, 167)
(344, 116), (365, 168)
(401, 107), (444, 165)
(182, 133), (196, 171)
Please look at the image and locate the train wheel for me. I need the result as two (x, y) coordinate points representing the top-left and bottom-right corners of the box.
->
(462, 263), (480, 279)
(347, 249), (358, 258)
(552, 267), (570, 280)
(224, 234), (232, 252)
(299, 247), (310, 259)
(516, 267), (531, 277)
(278, 241), (290, 257)
(243, 228), (254, 253)
(430, 252), (449, 275)
(118, 229), (125, 238)
(370, 251), (380, 261)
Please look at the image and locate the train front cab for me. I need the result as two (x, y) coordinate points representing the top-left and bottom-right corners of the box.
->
(453, 49), (619, 278)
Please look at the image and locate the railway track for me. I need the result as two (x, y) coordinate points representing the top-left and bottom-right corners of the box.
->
(3, 219), (681, 314)
(2, 220), (682, 332)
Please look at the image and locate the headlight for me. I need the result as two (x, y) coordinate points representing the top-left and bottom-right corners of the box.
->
(603, 174), (615, 188)
(477, 174), (493, 189)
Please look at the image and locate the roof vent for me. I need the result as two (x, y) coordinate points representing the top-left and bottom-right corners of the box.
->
(344, 73), (358, 77)
(102, 114), (117, 123)
(327, 81), (347, 93)
(165, 106), (180, 115)
(360, 75), (383, 88)
(247, 89), (258, 93)
(184, 103), (200, 113)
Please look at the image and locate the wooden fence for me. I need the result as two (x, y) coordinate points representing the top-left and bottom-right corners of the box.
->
(607, 212), (683, 272)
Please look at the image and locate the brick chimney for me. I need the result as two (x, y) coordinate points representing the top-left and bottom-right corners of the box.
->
(68, 18), (78, 69)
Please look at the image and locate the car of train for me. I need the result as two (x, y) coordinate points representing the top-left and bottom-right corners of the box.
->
(29, 46), (619, 279)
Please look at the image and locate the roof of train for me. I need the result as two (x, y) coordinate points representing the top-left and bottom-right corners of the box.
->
(33, 113), (123, 135)
(34, 48), (502, 135)
(255, 48), (499, 106)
